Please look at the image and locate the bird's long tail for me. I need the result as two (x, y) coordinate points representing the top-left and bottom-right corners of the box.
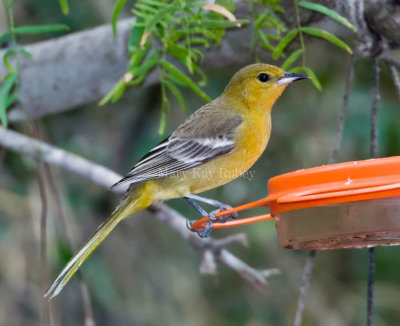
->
(44, 182), (155, 300)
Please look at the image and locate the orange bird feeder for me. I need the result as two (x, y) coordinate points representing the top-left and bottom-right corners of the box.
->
(190, 156), (400, 250)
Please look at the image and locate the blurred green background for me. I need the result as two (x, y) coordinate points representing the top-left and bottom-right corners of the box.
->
(1, 1), (400, 325)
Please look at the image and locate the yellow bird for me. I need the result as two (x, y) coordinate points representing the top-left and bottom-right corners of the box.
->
(45, 63), (308, 299)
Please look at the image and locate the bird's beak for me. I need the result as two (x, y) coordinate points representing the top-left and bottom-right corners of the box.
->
(277, 72), (309, 86)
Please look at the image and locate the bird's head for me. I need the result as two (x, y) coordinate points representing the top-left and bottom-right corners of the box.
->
(222, 63), (309, 112)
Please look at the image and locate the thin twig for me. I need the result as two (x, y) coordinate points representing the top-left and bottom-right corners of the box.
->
(387, 62), (400, 102)
(370, 57), (380, 159)
(36, 162), (51, 326)
(381, 51), (400, 71)
(293, 250), (316, 326)
(80, 282), (96, 326)
(44, 165), (73, 247)
(0, 126), (279, 290)
(367, 56), (380, 326)
(329, 54), (357, 164)
(367, 247), (375, 326)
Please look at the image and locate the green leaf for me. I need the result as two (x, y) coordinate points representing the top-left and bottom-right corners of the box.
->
(167, 30), (188, 43)
(191, 38), (210, 47)
(17, 48), (34, 60)
(158, 93), (170, 135)
(131, 9), (151, 20)
(129, 24), (145, 52)
(99, 79), (125, 106)
(191, 48), (204, 62)
(191, 27), (218, 41)
(193, 65), (207, 87)
(272, 29), (299, 59)
(136, 3), (158, 13)
(167, 42), (189, 66)
(3, 50), (17, 73)
(129, 41), (150, 68)
(112, 0), (127, 38)
(58, 0), (69, 15)
(159, 60), (211, 102)
(3, 48), (34, 74)
(5, 91), (17, 109)
(164, 79), (187, 113)
(0, 32), (10, 45)
(14, 24), (70, 34)
(281, 49), (303, 71)
(255, 9), (271, 27)
(257, 29), (275, 52)
(128, 51), (159, 77)
(191, 19), (248, 28)
(147, 6), (179, 31)
(302, 66), (322, 91)
(301, 27), (352, 53)
(299, 1), (356, 32)
(0, 73), (18, 127)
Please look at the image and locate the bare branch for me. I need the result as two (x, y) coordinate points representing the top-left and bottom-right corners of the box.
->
(387, 62), (400, 102)
(211, 233), (248, 249)
(0, 126), (122, 189)
(0, 125), (279, 289)
(218, 250), (280, 291)
(293, 250), (316, 326)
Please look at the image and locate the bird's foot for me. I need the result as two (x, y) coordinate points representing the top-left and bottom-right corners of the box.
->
(186, 220), (213, 238)
(209, 203), (239, 223)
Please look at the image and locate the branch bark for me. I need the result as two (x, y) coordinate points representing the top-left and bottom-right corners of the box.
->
(0, 125), (279, 290)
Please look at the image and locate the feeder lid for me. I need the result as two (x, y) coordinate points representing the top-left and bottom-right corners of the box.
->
(268, 156), (400, 214)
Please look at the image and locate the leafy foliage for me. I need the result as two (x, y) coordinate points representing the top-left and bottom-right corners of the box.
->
(251, 0), (286, 52)
(103, 0), (247, 134)
(0, 0), (69, 127)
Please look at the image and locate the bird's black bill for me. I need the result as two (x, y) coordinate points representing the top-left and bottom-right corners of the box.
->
(277, 72), (309, 86)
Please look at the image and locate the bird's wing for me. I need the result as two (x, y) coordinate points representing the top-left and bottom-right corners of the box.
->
(111, 112), (243, 190)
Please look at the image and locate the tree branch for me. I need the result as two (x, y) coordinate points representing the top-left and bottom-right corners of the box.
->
(2, 17), (253, 121)
(0, 0), (340, 121)
(0, 125), (279, 290)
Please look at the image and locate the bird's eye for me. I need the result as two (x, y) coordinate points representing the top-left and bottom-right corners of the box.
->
(258, 73), (270, 82)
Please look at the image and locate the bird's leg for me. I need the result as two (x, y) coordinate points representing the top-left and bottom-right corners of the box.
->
(184, 197), (213, 238)
(185, 196), (210, 218)
(185, 193), (239, 222)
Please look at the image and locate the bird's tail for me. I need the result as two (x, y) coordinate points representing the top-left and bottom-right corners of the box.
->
(44, 182), (155, 300)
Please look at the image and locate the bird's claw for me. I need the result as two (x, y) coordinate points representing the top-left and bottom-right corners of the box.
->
(209, 203), (238, 223)
(186, 202), (238, 238)
(186, 219), (213, 238)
